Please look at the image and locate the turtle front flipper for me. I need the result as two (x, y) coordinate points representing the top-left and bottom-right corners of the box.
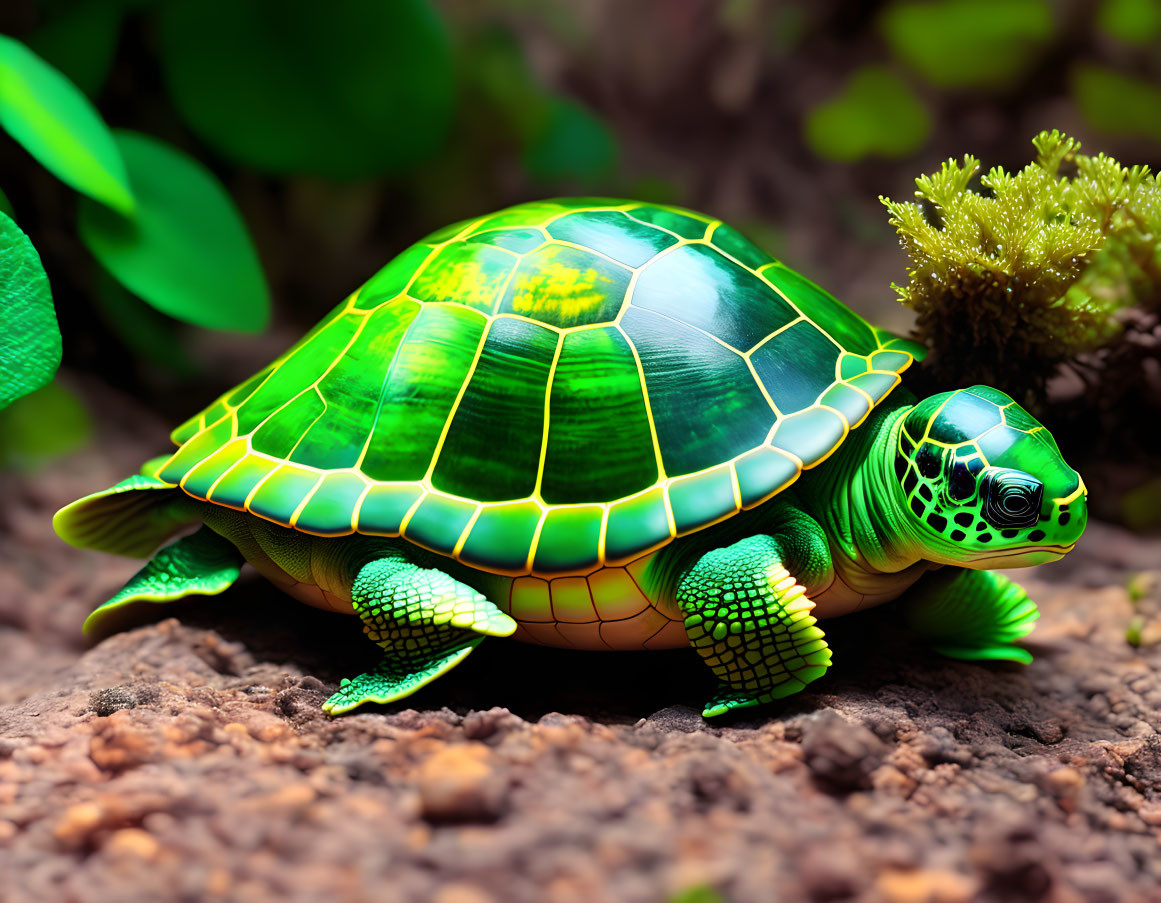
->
(900, 567), (1040, 664)
(322, 556), (517, 715)
(677, 534), (833, 718)
(84, 526), (243, 639)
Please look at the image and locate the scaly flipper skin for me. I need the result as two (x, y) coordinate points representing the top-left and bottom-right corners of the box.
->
(83, 527), (243, 638)
(322, 556), (517, 715)
(677, 533), (833, 717)
(900, 567), (1040, 664)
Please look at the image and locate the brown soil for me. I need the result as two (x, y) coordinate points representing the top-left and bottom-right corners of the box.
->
(2, 382), (1161, 903)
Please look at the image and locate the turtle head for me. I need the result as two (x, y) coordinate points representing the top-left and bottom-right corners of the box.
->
(893, 386), (1087, 568)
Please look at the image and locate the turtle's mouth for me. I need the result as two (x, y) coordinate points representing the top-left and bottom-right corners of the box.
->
(967, 542), (1076, 568)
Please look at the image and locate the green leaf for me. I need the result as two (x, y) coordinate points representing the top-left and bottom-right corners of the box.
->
(0, 34), (134, 213)
(881, 0), (1053, 89)
(0, 211), (60, 410)
(522, 97), (619, 186)
(1098, 0), (1161, 45)
(0, 379), (91, 471)
(1073, 66), (1161, 143)
(25, 0), (127, 97)
(157, 0), (455, 179)
(78, 130), (271, 333)
(0, 186), (13, 219)
(804, 66), (931, 162)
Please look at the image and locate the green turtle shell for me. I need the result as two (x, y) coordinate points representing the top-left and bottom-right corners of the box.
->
(157, 198), (923, 576)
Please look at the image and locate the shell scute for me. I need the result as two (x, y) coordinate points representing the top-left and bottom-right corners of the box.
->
(295, 473), (366, 535)
(759, 262), (878, 355)
(750, 320), (842, 413)
(621, 306), (773, 477)
(497, 243), (630, 327)
(355, 243), (432, 310)
(541, 326), (656, 505)
(770, 408), (847, 468)
(431, 317), (559, 501)
(355, 484), (421, 535)
(459, 502), (542, 571)
(623, 204), (710, 239)
(546, 209), (677, 267)
(667, 465), (739, 534)
(734, 447), (800, 508)
(248, 465), (320, 526)
(604, 487), (672, 564)
(208, 455), (278, 509)
(532, 506), (603, 574)
(403, 494), (476, 554)
(361, 304), (486, 482)
(820, 384), (873, 429)
(632, 243), (797, 351)
(709, 221), (774, 271)
(466, 227), (544, 254)
(410, 241), (516, 313)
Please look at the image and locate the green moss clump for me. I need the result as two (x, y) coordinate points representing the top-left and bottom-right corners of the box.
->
(881, 130), (1160, 396)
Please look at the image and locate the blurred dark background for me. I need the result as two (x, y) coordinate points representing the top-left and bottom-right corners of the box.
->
(2, 0), (1160, 520)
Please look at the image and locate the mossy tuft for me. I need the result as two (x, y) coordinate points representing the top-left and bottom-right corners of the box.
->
(881, 130), (1160, 398)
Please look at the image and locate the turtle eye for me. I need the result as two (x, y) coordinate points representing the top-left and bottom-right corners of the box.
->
(947, 460), (977, 501)
(981, 469), (1043, 529)
(916, 443), (941, 478)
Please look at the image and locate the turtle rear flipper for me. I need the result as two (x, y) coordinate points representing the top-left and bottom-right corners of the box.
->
(83, 526), (243, 639)
(54, 473), (201, 557)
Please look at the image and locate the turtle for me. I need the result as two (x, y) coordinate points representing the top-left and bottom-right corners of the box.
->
(55, 198), (1089, 718)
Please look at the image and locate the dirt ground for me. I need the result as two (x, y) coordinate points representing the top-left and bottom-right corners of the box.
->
(2, 381), (1161, 903)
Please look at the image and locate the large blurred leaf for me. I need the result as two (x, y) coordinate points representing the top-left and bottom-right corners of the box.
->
(1098, 0), (1161, 44)
(804, 67), (931, 162)
(25, 0), (127, 97)
(78, 131), (271, 333)
(157, 0), (455, 179)
(1073, 66), (1161, 142)
(0, 211), (60, 411)
(0, 35), (134, 214)
(523, 97), (619, 187)
(0, 379), (91, 471)
(881, 0), (1053, 89)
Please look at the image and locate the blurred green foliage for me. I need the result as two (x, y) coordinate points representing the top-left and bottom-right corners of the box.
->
(1120, 477), (1161, 531)
(0, 378), (90, 469)
(0, 33), (133, 214)
(0, 210), (58, 410)
(0, 33), (271, 336)
(804, 66), (930, 162)
(880, 0), (1053, 89)
(1073, 67), (1161, 144)
(78, 130), (270, 333)
(808, 0), (1161, 163)
(23, 0), (127, 97)
(158, 0), (455, 180)
(882, 130), (1160, 393)
(522, 96), (617, 185)
(882, 0), (1058, 89)
(460, 23), (617, 188)
(1098, 0), (1161, 45)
